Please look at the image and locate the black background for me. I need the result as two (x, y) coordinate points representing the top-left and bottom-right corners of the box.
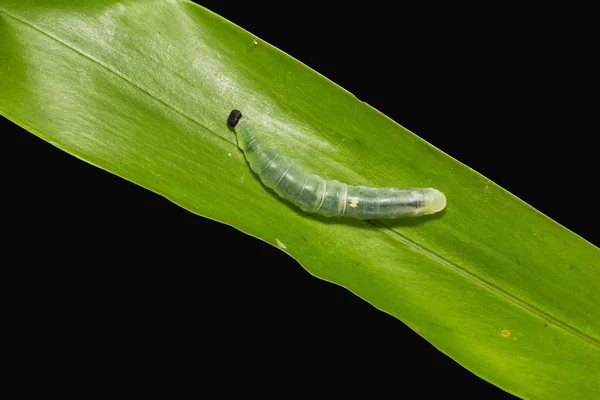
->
(3, 2), (597, 397)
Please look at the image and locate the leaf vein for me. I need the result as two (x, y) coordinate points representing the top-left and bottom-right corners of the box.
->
(370, 220), (600, 349)
(0, 8), (237, 147)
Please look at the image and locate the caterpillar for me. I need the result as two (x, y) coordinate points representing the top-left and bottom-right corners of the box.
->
(227, 110), (446, 219)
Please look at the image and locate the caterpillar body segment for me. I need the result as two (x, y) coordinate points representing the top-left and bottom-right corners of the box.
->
(227, 110), (446, 219)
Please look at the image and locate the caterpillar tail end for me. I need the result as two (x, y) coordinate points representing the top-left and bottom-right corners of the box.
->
(422, 188), (447, 215)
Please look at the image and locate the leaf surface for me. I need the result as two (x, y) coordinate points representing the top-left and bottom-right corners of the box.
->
(1, 1), (598, 398)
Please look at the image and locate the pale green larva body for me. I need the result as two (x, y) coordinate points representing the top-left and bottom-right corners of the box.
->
(227, 110), (446, 219)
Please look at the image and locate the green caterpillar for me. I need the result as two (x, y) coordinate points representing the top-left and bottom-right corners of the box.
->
(227, 110), (446, 219)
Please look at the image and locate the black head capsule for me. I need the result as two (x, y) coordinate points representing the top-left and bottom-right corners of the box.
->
(227, 110), (243, 127)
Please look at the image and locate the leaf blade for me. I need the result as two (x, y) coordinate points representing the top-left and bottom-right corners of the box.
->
(1, 1), (598, 398)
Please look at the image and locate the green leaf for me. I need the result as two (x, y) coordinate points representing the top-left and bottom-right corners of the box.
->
(1, 1), (598, 398)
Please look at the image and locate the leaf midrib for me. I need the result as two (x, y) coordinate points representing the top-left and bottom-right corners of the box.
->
(3, 7), (598, 350)
(0, 8), (236, 148)
(371, 221), (600, 348)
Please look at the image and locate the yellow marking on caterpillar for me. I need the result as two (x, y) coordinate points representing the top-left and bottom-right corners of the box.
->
(349, 199), (359, 208)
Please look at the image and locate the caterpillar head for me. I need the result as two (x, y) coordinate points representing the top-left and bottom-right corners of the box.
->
(227, 110), (243, 127)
